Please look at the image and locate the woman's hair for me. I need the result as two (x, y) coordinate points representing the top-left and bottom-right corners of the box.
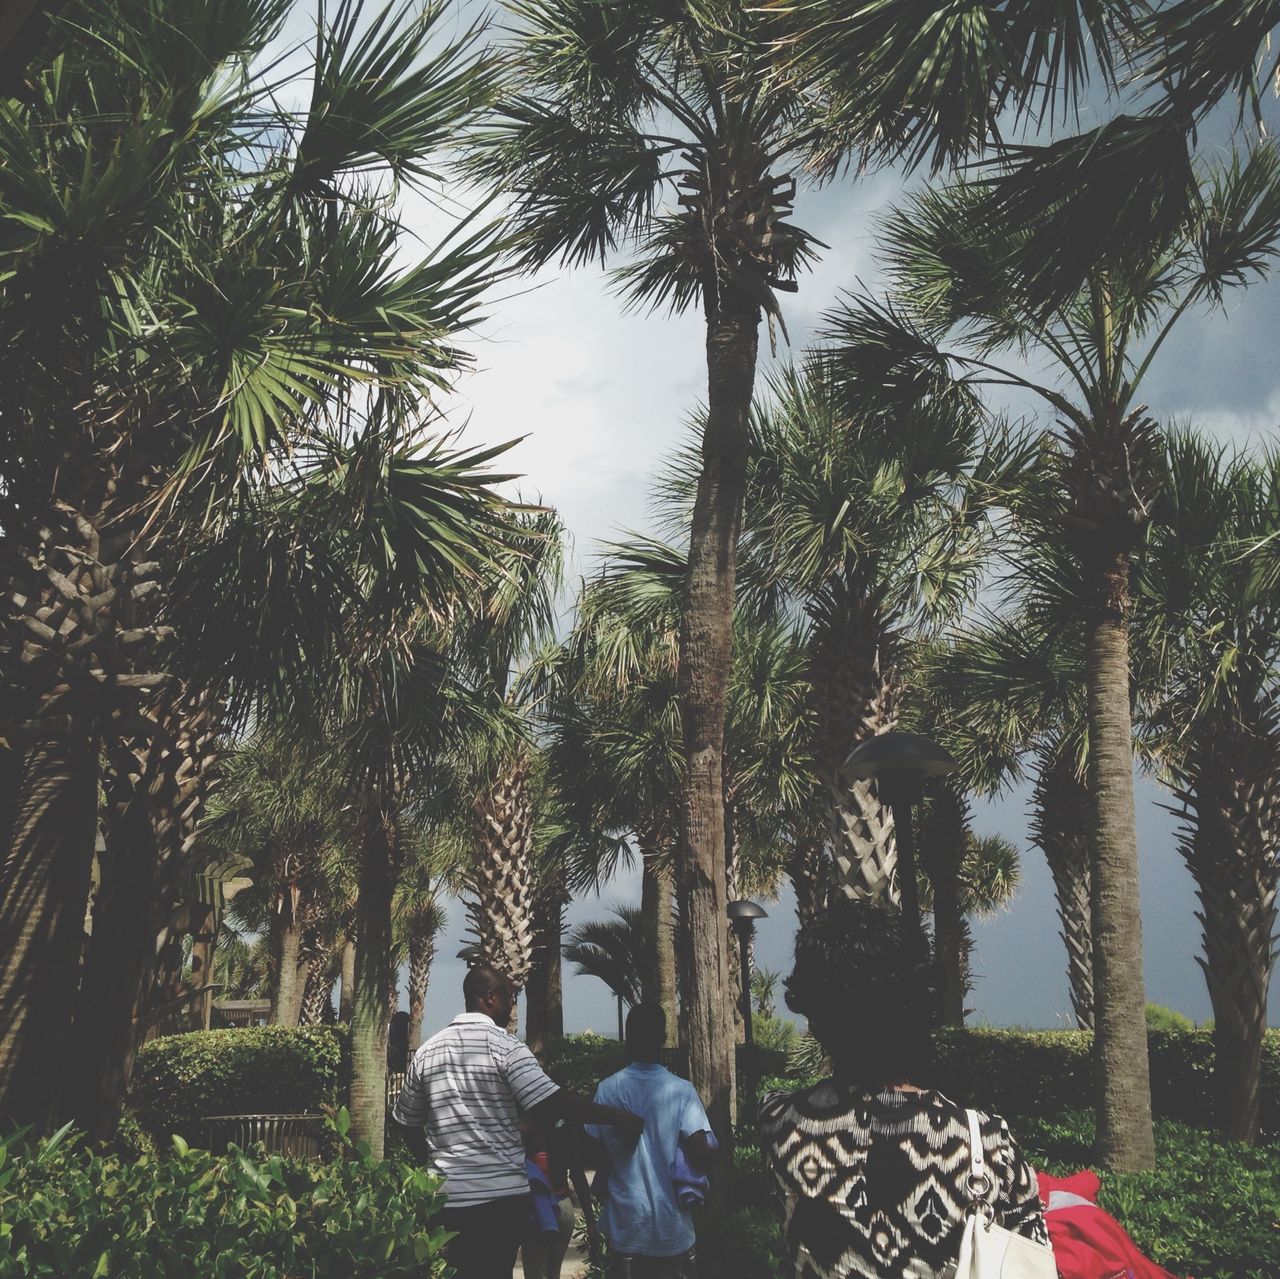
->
(784, 896), (938, 1089)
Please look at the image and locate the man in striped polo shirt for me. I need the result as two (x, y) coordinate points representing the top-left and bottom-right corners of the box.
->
(394, 963), (643, 1279)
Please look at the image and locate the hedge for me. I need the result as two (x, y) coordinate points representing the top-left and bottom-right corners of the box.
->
(0, 1111), (449, 1279)
(695, 1114), (1280, 1279)
(929, 1028), (1280, 1140)
(129, 1026), (349, 1146)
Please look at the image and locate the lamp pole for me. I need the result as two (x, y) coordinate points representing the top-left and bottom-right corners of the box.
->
(727, 899), (767, 1110)
(842, 732), (958, 940)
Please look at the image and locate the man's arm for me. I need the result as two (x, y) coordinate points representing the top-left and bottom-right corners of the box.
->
(530, 1089), (643, 1141)
(393, 1117), (430, 1163)
(680, 1129), (716, 1173)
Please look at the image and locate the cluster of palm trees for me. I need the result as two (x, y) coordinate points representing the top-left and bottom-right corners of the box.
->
(2, 0), (1279, 1181)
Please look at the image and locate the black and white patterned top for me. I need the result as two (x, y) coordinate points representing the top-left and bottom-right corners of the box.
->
(758, 1082), (1049, 1279)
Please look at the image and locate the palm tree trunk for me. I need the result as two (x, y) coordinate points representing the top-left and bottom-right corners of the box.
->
(787, 832), (829, 927)
(676, 293), (759, 1145)
(525, 887), (564, 1058)
(0, 734), (100, 1133)
(1084, 556), (1155, 1172)
(469, 749), (536, 1000)
(407, 914), (438, 1051)
(65, 773), (160, 1140)
(1032, 749), (1095, 1030)
(640, 847), (678, 1046)
(351, 804), (397, 1158)
(299, 944), (336, 1026)
(274, 907), (305, 1027)
(810, 593), (900, 903)
(922, 781), (968, 1028)
(339, 935), (356, 1022)
(1178, 725), (1280, 1145)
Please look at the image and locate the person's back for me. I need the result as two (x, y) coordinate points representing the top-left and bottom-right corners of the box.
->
(760, 1081), (1044, 1278)
(587, 1006), (712, 1278)
(759, 900), (1048, 1279)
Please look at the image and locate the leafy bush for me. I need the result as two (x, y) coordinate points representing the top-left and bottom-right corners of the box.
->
(1020, 1111), (1280, 1279)
(129, 1026), (349, 1146)
(928, 1028), (1280, 1139)
(0, 1110), (449, 1278)
(541, 1033), (628, 1096)
(1145, 1002), (1196, 1033)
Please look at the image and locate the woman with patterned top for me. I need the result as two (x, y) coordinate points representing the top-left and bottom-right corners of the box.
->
(758, 900), (1049, 1279)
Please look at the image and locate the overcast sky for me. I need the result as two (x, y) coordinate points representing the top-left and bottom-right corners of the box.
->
(276, 3), (1280, 1041)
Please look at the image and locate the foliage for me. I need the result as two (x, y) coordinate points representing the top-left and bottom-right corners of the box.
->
(539, 1033), (629, 1098)
(0, 1109), (450, 1278)
(128, 1028), (349, 1146)
(1146, 1003), (1196, 1033)
(1020, 1111), (1280, 1279)
(703, 1113), (1280, 1279)
(751, 1014), (799, 1057)
(564, 907), (655, 1009)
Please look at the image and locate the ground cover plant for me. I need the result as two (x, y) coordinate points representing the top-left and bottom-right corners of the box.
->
(0, 1110), (449, 1279)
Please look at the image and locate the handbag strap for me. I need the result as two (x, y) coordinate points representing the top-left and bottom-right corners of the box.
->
(963, 1108), (996, 1220)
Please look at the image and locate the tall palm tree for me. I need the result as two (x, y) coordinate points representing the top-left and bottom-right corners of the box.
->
(461, 511), (565, 1020)
(720, 365), (1021, 909)
(927, 619), (1097, 1030)
(1138, 433), (1280, 1144)
(565, 906), (655, 1042)
(466, 0), (827, 1134)
(0, 0), (509, 1135)
(825, 151), (1280, 1170)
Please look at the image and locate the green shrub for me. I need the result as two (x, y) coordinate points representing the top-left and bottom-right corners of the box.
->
(0, 1111), (449, 1278)
(1145, 1002), (1196, 1033)
(129, 1026), (349, 1146)
(541, 1033), (628, 1096)
(1020, 1111), (1280, 1279)
(929, 1028), (1279, 1140)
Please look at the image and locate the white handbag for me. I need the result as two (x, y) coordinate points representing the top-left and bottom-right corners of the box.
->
(953, 1109), (1058, 1279)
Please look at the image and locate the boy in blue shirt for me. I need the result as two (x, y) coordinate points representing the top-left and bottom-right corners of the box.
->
(586, 1006), (715, 1279)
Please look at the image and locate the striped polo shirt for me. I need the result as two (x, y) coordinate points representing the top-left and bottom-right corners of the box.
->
(393, 1012), (560, 1207)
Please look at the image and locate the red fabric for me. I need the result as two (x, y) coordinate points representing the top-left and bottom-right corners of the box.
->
(1035, 1171), (1186, 1279)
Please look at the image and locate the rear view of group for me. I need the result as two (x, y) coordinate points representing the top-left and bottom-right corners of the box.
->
(394, 900), (1180, 1279)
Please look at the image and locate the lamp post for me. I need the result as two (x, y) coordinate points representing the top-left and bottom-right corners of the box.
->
(456, 945), (483, 966)
(842, 732), (957, 938)
(727, 899), (767, 1110)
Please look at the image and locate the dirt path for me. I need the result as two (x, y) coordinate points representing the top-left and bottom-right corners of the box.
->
(514, 1235), (591, 1279)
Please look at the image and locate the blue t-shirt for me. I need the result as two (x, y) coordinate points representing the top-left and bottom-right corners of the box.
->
(586, 1062), (712, 1258)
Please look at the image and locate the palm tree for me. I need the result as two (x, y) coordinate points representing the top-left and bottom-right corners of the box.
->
(925, 621), (1097, 1030)
(565, 906), (656, 1042)
(466, 0), (827, 1134)
(460, 511), (565, 1022)
(721, 364), (1020, 910)
(0, 0), (509, 1135)
(825, 151), (1280, 1169)
(1138, 433), (1280, 1144)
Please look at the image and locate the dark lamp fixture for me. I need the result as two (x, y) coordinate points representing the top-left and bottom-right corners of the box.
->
(727, 899), (768, 925)
(842, 731), (958, 782)
(456, 945), (482, 963)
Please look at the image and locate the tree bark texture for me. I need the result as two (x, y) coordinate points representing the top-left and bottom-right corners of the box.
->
(66, 774), (159, 1140)
(274, 911), (305, 1028)
(787, 833), (829, 928)
(469, 749), (536, 994)
(808, 588), (900, 903)
(339, 936), (356, 1023)
(1032, 749), (1095, 1031)
(1085, 561), (1155, 1172)
(675, 295), (760, 1146)
(406, 913), (439, 1052)
(299, 944), (336, 1026)
(350, 806), (398, 1158)
(640, 851), (679, 1046)
(525, 887), (564, 1058)
(1176, 719), (1280, 1144)
(922, 781), (968, 1028)
(0, 736), (100, 1132)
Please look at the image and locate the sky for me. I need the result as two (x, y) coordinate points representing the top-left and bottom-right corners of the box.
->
(274, 3), (1280, 1043)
